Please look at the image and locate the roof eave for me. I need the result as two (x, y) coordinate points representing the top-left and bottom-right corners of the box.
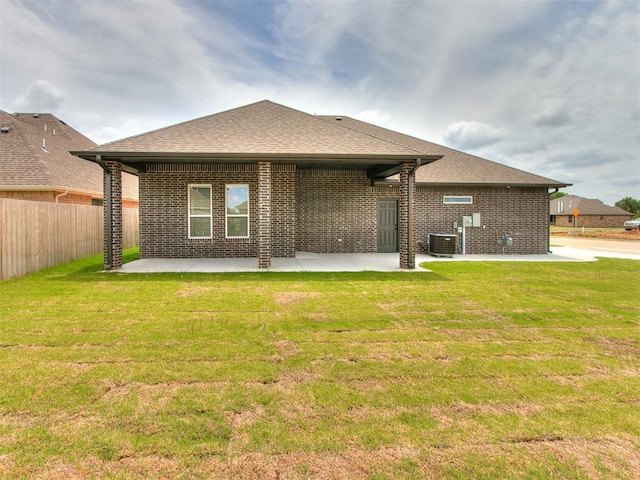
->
(71, 150), (442, 162)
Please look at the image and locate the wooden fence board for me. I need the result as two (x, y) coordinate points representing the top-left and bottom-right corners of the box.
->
(0, 199), (139, 280)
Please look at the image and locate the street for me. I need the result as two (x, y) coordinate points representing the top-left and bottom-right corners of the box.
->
(550, 235), (640, 258)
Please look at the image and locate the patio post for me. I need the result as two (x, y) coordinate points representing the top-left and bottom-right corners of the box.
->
(257, 161), (272, 269)
(100, 159), (123, 270)
(398, 162), (416, 269)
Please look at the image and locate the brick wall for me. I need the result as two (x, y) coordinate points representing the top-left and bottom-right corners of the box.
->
(551, 214), (631, 228)
(296, 169), (400, 253)
(272, 165), (296, 257)
(139, 164), (295, 258)
(140, 166), (551, 258)
(415, 186), (550, 254)
(296, 172), (550, 255)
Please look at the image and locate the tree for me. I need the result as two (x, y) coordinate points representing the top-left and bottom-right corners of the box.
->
(550, 191), (567, 200)
(615, 197), (640, 217)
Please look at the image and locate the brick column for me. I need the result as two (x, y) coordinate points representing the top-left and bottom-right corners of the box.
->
(398, 163), (415, 269)
(104, 161), (123, 270)
(257, 161), (272, 269)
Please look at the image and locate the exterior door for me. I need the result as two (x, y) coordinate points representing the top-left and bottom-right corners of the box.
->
(377, 199), (398, 253)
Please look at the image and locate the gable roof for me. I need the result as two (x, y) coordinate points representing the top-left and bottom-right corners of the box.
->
(319, 115), (567, 187)
(88, 100), (433, 158)
(0, 110), (101, 193)
(550, 194), (632, 216)
(0, 110), (138, 200)
(74, 100), (568, 187)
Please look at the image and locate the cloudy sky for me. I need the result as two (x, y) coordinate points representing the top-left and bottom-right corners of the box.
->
(1, 0), (638, 205)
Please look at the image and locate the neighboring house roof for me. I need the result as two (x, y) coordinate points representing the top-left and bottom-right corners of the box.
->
(74, 100), (568, 187)
(550, 194), (631, 216)
(319, 115), (566, 187)
(0, 110), (138, 200)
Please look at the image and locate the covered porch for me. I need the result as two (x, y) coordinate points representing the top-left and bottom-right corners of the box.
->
(88, 156), (440, 272)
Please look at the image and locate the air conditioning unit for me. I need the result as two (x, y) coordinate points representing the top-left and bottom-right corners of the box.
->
(429, 233), (457, 257)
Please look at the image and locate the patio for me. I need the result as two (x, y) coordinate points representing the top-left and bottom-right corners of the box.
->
(116, 249), (597, 273)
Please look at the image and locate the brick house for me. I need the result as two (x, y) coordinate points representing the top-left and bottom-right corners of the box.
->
(550, 194), (632, 228)
(0, 110), (138, 207)
(72, 100), (568, 270)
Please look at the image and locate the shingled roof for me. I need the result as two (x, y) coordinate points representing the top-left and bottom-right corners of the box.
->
(0, 110), (138, 200)
(89, 100), (432, 158)
(75, 100), (567, 187)
(319, 115), (567, 187)
(550, 194), (632, 216)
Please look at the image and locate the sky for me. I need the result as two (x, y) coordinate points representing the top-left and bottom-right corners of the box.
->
(1, 0), (638, 206)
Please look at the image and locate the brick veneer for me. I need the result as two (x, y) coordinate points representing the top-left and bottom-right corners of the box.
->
(296, 171), (550, 255)
(257, 162), (271, 269)
(136, 165), (550, 260)
(414, 186), (551, 254)
(551, 214), (631, 228)
(296, 169), (401, 253)
(398, 163), (414, 269)
(104, 160), (123, 269)
(139, 164), (295, 259)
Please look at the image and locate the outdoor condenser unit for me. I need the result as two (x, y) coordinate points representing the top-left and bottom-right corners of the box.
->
(428, 233), (457, 257)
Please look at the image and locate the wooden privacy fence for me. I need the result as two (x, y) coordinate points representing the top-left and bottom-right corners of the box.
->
(0, 199), (139, 280)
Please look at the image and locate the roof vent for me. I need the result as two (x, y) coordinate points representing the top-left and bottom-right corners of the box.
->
(33, 113), (40, 118)
(41, 138), (49, 153)
(335, 116), (342, 121)
(0, 126), (11, 134)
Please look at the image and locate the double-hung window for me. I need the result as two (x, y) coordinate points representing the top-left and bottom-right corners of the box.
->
(188, 185), (212, 238)
(226, 184), (249, 238)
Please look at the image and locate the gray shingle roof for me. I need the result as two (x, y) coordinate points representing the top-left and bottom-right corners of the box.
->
(77, 100), (568, 187)
(92, 100), (429, 157)
(318, 115), (567, 187)
(0, 110), (138, 199)
(550, 195), (632, 216)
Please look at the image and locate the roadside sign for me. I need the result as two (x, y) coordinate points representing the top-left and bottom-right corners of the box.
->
(572, 209), (580, 217)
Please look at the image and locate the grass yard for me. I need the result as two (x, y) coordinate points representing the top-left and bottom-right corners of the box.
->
(0, 251), (639, 479)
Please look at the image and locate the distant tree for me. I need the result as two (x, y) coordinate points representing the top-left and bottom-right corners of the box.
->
(550, 191), (567, 200)
(615, 197), (640, 216)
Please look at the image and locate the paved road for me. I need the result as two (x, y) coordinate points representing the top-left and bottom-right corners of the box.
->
(550, 236), (640, 255)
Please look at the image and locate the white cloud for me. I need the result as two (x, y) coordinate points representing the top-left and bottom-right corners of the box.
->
(12, 80), (64, 112)
(443, 121), (507, 150)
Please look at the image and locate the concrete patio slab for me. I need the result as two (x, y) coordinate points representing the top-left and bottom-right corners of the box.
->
(113, 245), (637, 274)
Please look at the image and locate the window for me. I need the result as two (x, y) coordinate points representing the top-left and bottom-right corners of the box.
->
(443, 195), (473, 205)
(226, 184), (249, 238)
(188, 185), (212, 238)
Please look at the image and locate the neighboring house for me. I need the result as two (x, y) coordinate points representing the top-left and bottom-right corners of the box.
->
(0, 110), (138, 207)
(550, 194), (632, 228)
(72, 100), (568, 270)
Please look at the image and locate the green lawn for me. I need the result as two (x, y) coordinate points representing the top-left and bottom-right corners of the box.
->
(1, 251), (639, 479)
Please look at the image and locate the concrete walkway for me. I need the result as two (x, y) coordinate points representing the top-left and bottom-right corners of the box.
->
(115, 246), (639, 273)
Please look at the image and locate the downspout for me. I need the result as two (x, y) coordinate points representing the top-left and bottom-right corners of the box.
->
(95, 155), (113, 269)
(407, 159), (422, 268)
(548, 188), (558, 253)
(54, 190), (69, 203)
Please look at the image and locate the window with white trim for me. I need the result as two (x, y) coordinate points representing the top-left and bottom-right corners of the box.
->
(443, 195), (473, 205)
(188, 185), (212, 238)
(226, 184), (249, 238)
